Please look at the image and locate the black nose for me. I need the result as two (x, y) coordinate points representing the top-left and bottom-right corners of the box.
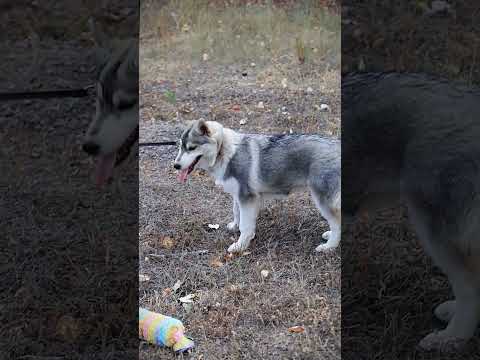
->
(173, 163), (181, 170)
(82, 141), (100, 156)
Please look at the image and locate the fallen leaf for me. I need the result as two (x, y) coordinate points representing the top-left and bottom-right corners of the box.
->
(288, 325), (305, 333)
(56, 315), (81, 341)
(163, 288), (172, 297)
(224, 252), (235, 261)
(209, 258), (224, 268)
(160, 236), (175, 249)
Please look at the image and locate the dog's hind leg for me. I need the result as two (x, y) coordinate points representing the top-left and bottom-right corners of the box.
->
(311, 190), (341, 252)
(407, 200), (480, 350)
(228, 197), (260, 253)
(227, 197), (240, 232)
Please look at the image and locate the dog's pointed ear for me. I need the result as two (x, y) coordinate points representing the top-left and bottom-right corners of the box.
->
(88, 18), (111, 69)
(196, 118), (210, 136)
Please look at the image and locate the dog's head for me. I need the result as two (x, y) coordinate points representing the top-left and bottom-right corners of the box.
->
(174, 119), (224, 183)
(82, 19), (139, 187)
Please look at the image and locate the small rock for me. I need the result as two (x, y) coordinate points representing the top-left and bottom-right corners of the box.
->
(139, 274), (150, 282)
(172, 280), (183, 292)
(179, 294), (196, 303)
(250, 62), (256, 67)
(306, 87), (313, 93)
(202, 53), (209, 61)
(319, 104), (330, 112)
(281, 78), (288, 88)
(261, 270), (270, 279)
(239, 118), (247, 125)
(257, 101), (264, 109)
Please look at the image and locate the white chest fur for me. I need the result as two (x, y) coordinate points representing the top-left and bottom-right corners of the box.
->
(215, 177), (240, 196)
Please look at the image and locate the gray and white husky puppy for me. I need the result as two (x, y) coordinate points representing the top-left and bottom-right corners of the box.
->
(82, 19), (139, 187)
(174, 119), (341, 253)
(343, 72), (480, 350)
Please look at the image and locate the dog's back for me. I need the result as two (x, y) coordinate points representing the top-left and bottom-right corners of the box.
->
(227, 133), (340, 198)
(343, 73), (480, 231)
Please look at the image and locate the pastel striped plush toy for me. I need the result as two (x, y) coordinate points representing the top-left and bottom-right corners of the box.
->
(139, 307), (194, 353)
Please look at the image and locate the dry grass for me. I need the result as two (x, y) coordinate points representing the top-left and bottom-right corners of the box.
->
(139, 1), (340, 358)
(141, 0), (340, 90)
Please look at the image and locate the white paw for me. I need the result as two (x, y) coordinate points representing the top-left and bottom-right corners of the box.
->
(322, 231), (331, 240)
(418, 331), (466, 351)
(434, 300), (455, 323)
(228, 240), (249, 253)
(227, 221), (239, 232)
(315, 243), (337, 252)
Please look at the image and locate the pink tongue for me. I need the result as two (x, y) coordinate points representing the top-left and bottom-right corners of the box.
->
(177, 168), (189, 183)
(95, 153), (116, 187)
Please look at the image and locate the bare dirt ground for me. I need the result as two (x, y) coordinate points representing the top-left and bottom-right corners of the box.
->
(139, 1), (340, 359)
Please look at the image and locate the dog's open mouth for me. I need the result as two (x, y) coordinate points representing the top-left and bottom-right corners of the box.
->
(95, 126), (139, 187)
(177, 155), (202, 183)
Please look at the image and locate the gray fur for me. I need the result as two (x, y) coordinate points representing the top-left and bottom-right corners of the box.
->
(343, 72), (480, 349)
(224, 137), (253, 200)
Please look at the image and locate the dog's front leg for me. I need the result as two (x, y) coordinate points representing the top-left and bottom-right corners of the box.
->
(228, 197), (259, 253)
(227, 197), (240, 232)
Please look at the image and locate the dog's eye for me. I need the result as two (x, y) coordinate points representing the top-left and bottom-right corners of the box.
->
(187, 146), (197, 151)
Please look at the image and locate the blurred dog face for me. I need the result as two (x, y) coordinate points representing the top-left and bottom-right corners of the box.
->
(82, 20), (138, 186)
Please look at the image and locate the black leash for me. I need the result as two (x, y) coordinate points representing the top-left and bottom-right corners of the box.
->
(0, 87), (91, 101)
(1, 87), (178, 147)
(139, 141), (177, 147)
